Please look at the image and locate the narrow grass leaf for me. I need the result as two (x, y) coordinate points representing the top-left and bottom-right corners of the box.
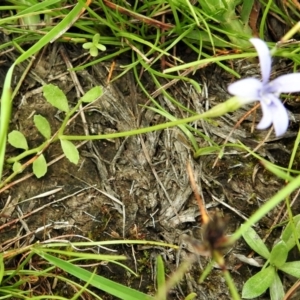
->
(71, 268), (96, 300)
(240, 0), (255, 24)
(0, 0), (60, 26)
(37, 247), (127, 261)
(269, 272), (285, 300)
(279, 261), (300, 278)
(80, 86), (103, 103)
(15, 2), (85, 65)
(0, 49), (13, 182)
(33, 154), (47, 178)
(43, 84), (69, 113)
(184, 293), (197, 300)
(222, 267), (241, 300)
(269, 241), (288, 268)
(34, 115), (51, 139)
(18, 0), (41, 30)
(0, 254), (4, 284)
(60, 140), (79, 164)
(163, 52), (256, 74)
(155, 258), (194, 300)
(242, 266), (275, 298)
(156, 255), (165, 295)
(8, 130), (28, 150)
(241, 225), (270, 259)
(40, 253), (152, 300)
(146, 106), (198, 152)
(262, 160), (294, 182)
(287, 128), (300, 175)
(195, 146), (221, 157)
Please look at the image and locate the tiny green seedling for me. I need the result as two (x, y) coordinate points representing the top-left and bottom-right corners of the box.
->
(82, 33), (106, 57)
(241, 215), (300, 299)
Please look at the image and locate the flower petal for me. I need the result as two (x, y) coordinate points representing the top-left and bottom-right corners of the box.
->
(257, 95), (289, 136)
(269, 73), (300, 93)
(250, 38), (271, 84)
(228, 78), (262, 103)
(270, 97), (289, 136)
(257, 100), (273, 130)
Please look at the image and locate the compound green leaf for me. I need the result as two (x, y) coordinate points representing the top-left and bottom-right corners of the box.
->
(8, 130), (28, 150)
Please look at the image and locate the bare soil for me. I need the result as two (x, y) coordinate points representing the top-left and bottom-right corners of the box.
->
(1, 40), (300, 299)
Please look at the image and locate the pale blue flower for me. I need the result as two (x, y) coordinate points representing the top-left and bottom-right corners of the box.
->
(228, 38), (300, 136)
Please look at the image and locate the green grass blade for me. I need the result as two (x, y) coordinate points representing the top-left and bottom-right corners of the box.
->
(40, 252), (153, 300)
(15, 2), (85, 64)
(156, 255), (166, 295)
(0, 254), (4, 284)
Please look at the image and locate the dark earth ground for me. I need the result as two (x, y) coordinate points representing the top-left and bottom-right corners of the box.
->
(1, 37), (300, 299)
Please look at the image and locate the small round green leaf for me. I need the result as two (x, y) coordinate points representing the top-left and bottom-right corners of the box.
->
(13, 162), (23, 173)
(242, 266), (276, 299)
(43, 84), (69, 112)
(33, 154), (47, 178)
(80, 86), (103, 103)
(270, 241), (288, 268)
(90, 46), (98, 57)
(60, 139), (79, 164)
(34, 115), (51, 139)
(8, 130), (28, 150)
(93, 33), (100, 44)
(82, 42), (92, 49)
(96, 44), (106, 51)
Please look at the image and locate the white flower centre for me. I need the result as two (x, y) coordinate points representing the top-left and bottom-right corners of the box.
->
(260, 93), (272, 105)
(259, 85), (274, 105)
